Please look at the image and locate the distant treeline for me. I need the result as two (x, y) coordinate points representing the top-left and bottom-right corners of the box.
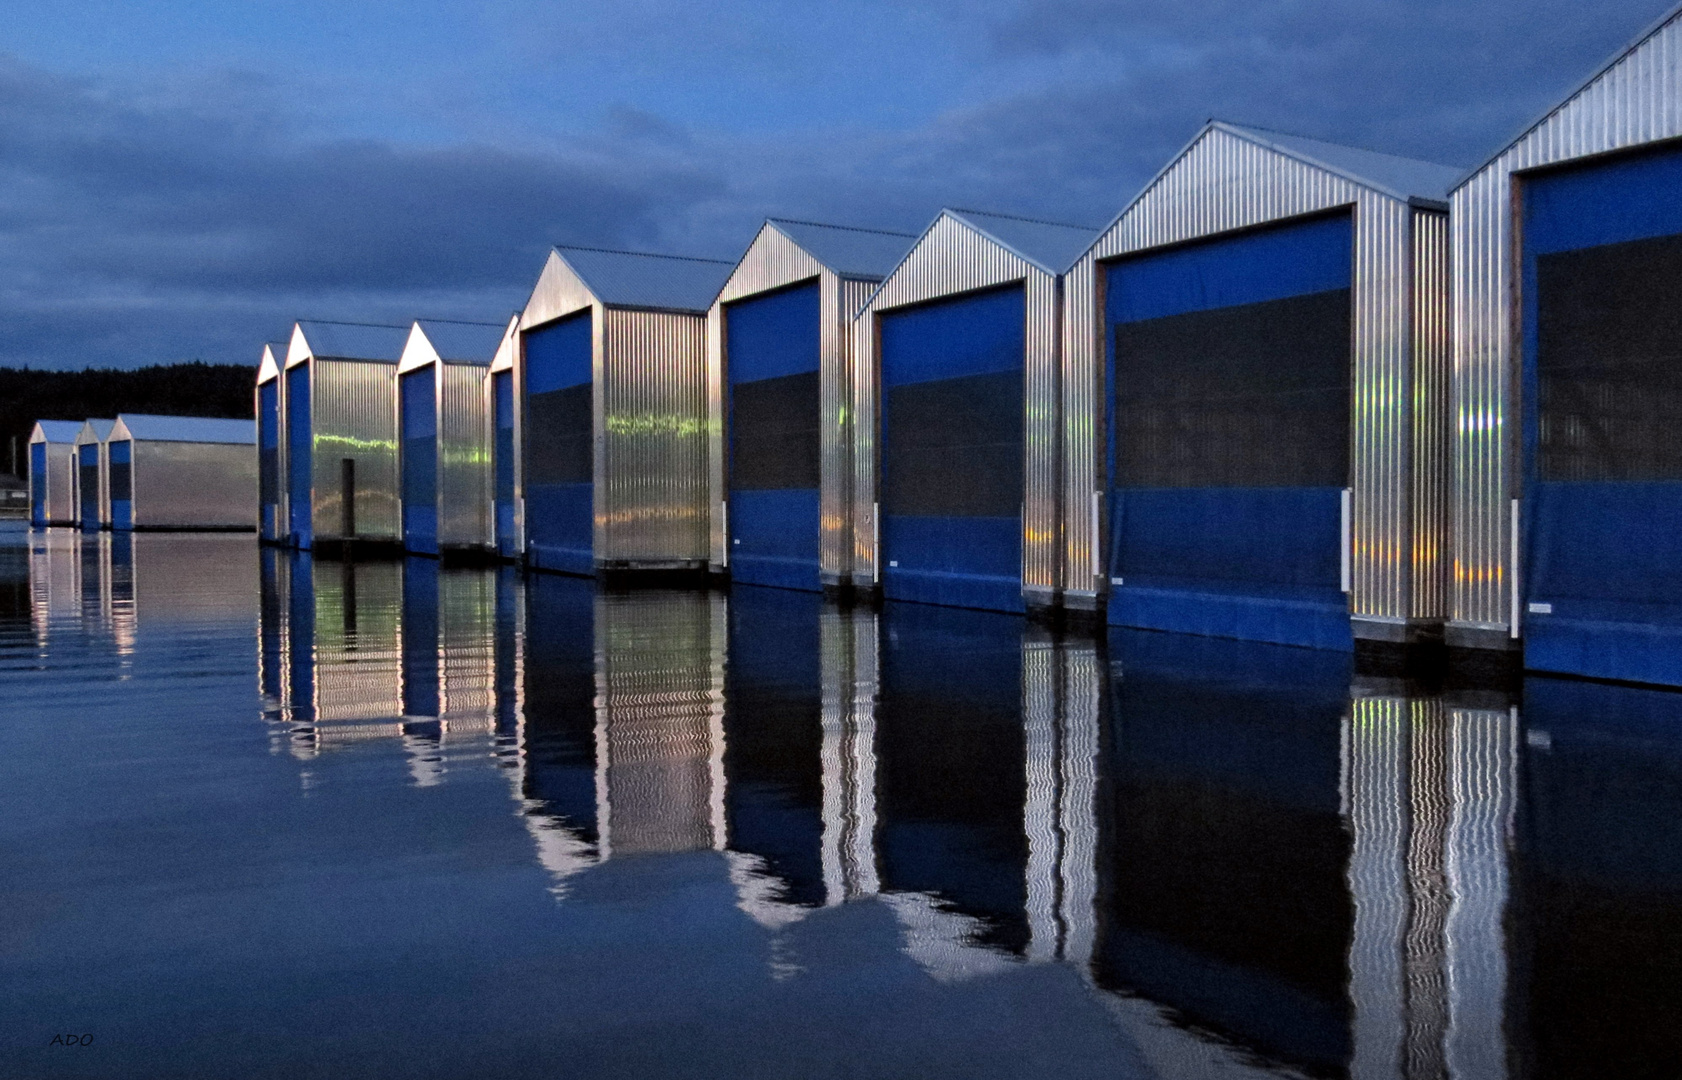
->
(0, 362), (254, 477)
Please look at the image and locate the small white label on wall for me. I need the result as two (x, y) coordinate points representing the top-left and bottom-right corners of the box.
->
(1110, 577), (1124, 586)
(732, 538), (740, 545)
(1527, 602), (1553, 615)
(888, 560), (898, 568)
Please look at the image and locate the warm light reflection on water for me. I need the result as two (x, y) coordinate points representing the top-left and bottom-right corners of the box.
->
(3, 522), (1680, 1079)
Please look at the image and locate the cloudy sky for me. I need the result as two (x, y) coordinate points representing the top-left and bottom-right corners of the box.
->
(0, 0), (1670, 369)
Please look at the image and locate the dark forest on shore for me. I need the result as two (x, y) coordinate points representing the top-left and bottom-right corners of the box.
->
(0, 363), (254, 478)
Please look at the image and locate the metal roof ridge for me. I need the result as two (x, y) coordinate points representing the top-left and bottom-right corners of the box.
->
(942, 208), (1096, 276)
(945, 206), (1100, 232)
(1455, 0), (1682, 188)
(1210, 120), (1453, 205)
(765, 216), (919, 237)
(552, 243), (733, 265)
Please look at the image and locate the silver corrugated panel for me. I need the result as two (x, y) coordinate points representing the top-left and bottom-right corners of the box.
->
(439, 362), (491, 549)
(707, 224), (826, 569)
(1450, 10), (1682, 639)
(819, 604), (880, 903)
(488, 317), (523, 557)
(833, 279), (878, 584)
(310, 358), (399, 542)
(594, 590), (726, 857)
(852, 213), (1063, 598)
(130, 441), (257, 530)
(1063, 125), (1449, 633)
(599, 307), (711, 564)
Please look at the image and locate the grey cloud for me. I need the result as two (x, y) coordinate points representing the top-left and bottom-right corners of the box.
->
(0, 57), (725, 368)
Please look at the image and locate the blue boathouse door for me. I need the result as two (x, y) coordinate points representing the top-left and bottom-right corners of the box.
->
(285, 364), (312, 548)
(78, 443), (100, 529)
(727, 279), (822, 590)
(877, 284), (1026, 613)
(1105, 212), (1353, 650)
(523, 310), (593, 575)
(493, 370), (517, 558)
(1521, 143), (1682, 685)
(259, 380), (281, 542)
(400, 367), (439, 555)
(107, 440), (133, 531)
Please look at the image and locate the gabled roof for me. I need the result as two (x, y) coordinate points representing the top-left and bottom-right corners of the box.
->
(114, 415), (256, 445)
(413, 319), (509, 364)
(555, 245), (734, 312)
(1460, 1), (1682, 184)
(1211, 121), (1461, 205)
(257, 342), (285, 382)
(766, 218), (918, 279)
(77, 419), (116, 443)
(31, 420), (82, 443)
(295, 319), (410, 363)
(945, 208), (1101, 275)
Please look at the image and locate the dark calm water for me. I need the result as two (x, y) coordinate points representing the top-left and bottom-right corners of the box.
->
(2, 526), (1679, 1080)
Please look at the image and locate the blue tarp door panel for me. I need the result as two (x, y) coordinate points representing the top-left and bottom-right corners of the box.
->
(29, 442), (45, 525)
(1522, 143), (1682, 685)
(493, 370), (516, 557)
(285, 364), (312, 548)
(523, 311), (593, 575)
(400, 367), (439, 555)
(78, 444), (100, 529)
(727, 280), (822, 591)
(259, 380), (280, 541)
(108, 441), (132, 532)
(1105, 212), (1354, 650)
(878, 283), (1026, 613)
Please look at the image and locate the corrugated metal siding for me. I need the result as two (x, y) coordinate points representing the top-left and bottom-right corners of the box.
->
(599, 308), (711, 563)
(130, 441), (257, 529)
(1064, 125), (1447, 627)
(439, 362), (490, 548)
(707, 224), (826, 568)
(310, 358), (400, 542)
(831, 278), (877, 584)
(30, 437), (77, 525)
(1450, 10), (1682, 636)
(852, 213), (1063, 598)
(1412, 210), (1451, 620)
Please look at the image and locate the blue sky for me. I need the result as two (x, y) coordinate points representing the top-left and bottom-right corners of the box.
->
(0, 0), (1671, 369)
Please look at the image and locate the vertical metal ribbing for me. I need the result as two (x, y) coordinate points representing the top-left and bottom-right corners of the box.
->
(829, 277), (878, 585)
(438, 362), (490, 548)
(1411, 210), (1451, 621)
(848, 213), (1051, 591)
(1451, 10), (1682, 636)
(1059, 254), (1102, 606)
(1070, 124), (1430, 626)
(600, 308), (710, 563)
(311, 358), (399, 542)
